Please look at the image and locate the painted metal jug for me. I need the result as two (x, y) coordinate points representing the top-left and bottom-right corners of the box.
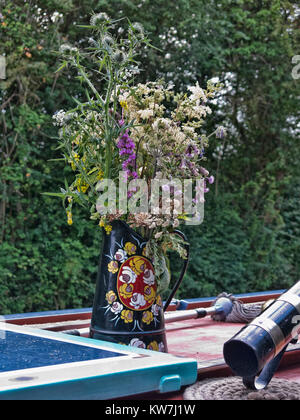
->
(90, 220), (189, 352)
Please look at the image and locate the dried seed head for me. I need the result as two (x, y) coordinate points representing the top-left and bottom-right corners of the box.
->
(59, 44), (78, 56)
(102, 35), (114, 48)
(132, 22), (144, 34)
(90, 13), (109, 26)
(112, 50), (126, 64)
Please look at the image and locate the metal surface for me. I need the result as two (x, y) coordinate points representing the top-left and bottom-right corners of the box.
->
(250, 318), (285, 354)
(90, 220), (168, 351)
(90, 220), (190, 351)
(164, 298), (233, 324)
(278, 291), (300, 314)
(243, 345), (288, 390)
(224, 280), (300, 390)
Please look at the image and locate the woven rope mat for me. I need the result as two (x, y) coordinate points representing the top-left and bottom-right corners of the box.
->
(183, 377), (300, 400)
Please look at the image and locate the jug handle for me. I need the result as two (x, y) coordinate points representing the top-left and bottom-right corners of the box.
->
(163, 230), (190, 311)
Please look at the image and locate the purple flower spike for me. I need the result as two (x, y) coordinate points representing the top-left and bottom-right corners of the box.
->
(117, 128), (137, 180)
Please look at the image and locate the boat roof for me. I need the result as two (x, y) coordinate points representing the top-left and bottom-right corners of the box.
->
(1, 289), (299, 399)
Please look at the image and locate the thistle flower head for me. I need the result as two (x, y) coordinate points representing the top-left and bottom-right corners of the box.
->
(102, 34), (114, 50)
(129, 22), (144, 39)
(59, 43), (78, 56)
(132, 22), (144, 34)
(88, 37), (98, 47)
(90, 13), (110, 26)
(112, 50), (126, 64)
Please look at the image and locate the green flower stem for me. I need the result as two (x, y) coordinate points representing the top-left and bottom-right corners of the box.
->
(105, 138), (112, 179)
(104, 62), (115, 179)
(77, 63), (105, 108)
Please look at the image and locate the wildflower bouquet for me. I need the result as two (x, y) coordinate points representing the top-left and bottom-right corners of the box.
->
(51, 14), (225, 292)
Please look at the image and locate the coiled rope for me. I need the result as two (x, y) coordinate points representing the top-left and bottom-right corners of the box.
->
(183, 377), (300, 400)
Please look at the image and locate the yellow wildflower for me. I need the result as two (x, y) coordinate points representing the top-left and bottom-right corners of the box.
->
(105, 224), (112, 234)
(70, 152), (80, 171)
(96, 169), (104, 181)
(66, 210), (73, 225)
(120, 100), (128, 111)
(73, 136), (80, 145)
(76, 178), (89, 193)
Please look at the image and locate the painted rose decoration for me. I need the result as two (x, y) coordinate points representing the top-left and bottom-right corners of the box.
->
(114, 248), (127, 263)
(117, 256), (156, 311)
(143, 268), (155, 285)
(119, 266), (137, 284)
(129, 292), (147, 310)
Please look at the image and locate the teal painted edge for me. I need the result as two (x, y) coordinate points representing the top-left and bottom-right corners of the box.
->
(0, 357), (198, 399)
(0, 325), (198, 399)
(0, 362), (197, 400)
(0, 356), (198, 400)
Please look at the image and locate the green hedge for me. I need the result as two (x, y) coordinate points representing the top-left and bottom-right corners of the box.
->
(1, 0), (299, 314)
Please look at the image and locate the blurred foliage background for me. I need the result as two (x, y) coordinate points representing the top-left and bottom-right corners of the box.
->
(0, 0), (299, 313)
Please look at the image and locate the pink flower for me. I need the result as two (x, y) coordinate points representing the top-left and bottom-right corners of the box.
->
(207, 175), (215, 184)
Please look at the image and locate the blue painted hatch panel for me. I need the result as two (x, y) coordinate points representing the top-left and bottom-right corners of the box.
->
(0, 324), (197, 400)
(0, 331), (124, 373)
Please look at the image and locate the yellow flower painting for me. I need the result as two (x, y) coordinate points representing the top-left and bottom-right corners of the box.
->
(121, 309), (134, 323)
(107, 260), (119, 274)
